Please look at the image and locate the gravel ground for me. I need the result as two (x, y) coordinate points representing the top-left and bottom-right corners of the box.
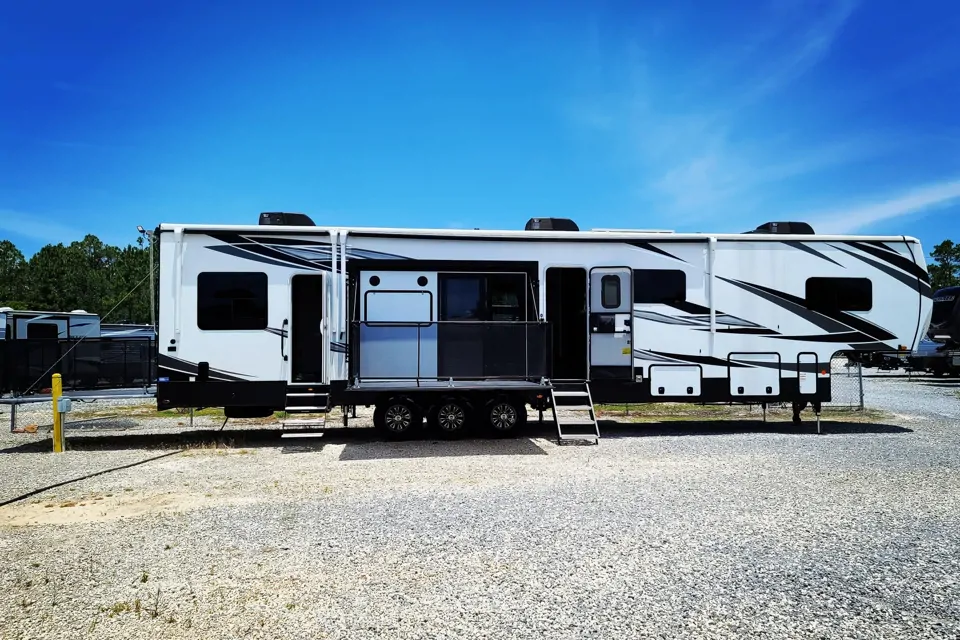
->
(1, 378), (958, 639)
(863, 370), (960, 421)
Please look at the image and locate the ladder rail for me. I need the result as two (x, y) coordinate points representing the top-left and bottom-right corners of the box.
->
(550, 381), (600, 445)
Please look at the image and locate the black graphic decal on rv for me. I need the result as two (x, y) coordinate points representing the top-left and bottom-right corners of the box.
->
(718, 277), (897, 343)
(626, 241), (686, 263)
(635, 302), (770, 331)
(647, 352), (751, 368)
(781, 241), (844, 267)
(205, 232), (410, 271)
(844, 241), (929, 282)
(829, 244), (920, 291)
(158, 355), (251, 382)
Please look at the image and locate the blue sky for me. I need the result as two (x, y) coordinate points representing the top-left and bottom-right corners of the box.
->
(1, 0), (959, 258)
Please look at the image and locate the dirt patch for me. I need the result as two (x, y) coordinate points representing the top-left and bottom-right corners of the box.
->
(0, 491), (258, 527)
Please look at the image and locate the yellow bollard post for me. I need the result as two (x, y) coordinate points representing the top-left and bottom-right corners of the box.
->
(52, 373), (65, 453)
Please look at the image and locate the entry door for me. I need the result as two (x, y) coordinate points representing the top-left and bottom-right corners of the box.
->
(589, 267), (633, 379)
(290, 274), (328, 383)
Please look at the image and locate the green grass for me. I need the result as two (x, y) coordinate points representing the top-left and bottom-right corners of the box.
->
(594, 402), (890, 424)
(154, 407), (225, 418)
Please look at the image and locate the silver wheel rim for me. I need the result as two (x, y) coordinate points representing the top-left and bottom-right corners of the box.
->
(384, 404), (413, 432)
(437, 403), (466, 432)
(490, 403), (518, 431)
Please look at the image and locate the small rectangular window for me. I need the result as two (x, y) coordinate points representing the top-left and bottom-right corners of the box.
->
(805, 277), (872, 312)
(27, 322), (59, 339)
(600, 275), (621, 309)
(634, 269), (687, 304)
(198, 272), (268, 330)
(440, 276), (484, 320)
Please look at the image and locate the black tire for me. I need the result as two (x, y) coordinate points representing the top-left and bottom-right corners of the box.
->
(428, 397), (470, 438)
(373, 398), (422, 440)
(484, 396), (527, 437)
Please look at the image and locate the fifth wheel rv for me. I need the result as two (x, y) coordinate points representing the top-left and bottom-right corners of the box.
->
(154, 213), (933, 442)
(907, 286), (960, 376)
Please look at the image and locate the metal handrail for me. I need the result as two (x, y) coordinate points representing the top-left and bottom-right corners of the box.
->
(349, 320), (551, 383)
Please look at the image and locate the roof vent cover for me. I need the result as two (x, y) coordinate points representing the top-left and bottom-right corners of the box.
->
(746, 221), (815, 235)
(524, 217), (579, 232)
(259, 212), (316, 226)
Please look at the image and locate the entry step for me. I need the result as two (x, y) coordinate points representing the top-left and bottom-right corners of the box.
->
(550, 382), (600, 445)
(284, 386), (330, 414)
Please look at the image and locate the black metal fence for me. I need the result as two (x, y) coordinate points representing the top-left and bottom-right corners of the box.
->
(350, 321), (551, 381)
(0, 339), (157, 395)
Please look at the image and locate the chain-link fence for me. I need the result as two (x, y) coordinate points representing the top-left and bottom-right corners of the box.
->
(826, 354), (864, 410)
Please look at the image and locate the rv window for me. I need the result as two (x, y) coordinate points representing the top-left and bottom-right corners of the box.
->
(634, 270), (687, 304)
(27, 322), (59, 339)
(439, 273), (527, 321)
(805, 277), (872, 312)
(440, 276), (484, 320)
(197, 272), (268, 330)
(600, 275), (621, 309)
(487, 274), (525, 321)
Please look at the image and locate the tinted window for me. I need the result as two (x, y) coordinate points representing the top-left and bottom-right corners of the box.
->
(600, 275), (621, 309)
(439, 273), (527, 321)
(487, 274), (525, 321)
(27, 322), (59, 339)
(634, 269), (687, 304)
(198, 272), (268, 330)
(440, 276), (483, 320)
(805, 277), (872, 312)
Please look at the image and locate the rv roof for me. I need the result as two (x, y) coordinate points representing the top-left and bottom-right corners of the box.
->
(0, 309), (98, 316)
(157, 222), (921, 244)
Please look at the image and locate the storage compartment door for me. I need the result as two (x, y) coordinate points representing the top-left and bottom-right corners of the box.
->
(649, 365), (702, 397)
(729, 353), (780, 397)
(798, 353), (817, 395)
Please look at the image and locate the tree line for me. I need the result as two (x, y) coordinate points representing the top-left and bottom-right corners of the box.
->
(0, 235), (958, 325)
(0, 235), (156, 324)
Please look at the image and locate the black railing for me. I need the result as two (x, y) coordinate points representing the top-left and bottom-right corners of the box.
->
(0, 339), (157, 395)
(349, 321), (551, 382)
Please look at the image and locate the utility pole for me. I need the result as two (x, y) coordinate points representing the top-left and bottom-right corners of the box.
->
(149, 230), (155, 330)
(137, 226), (156, 330)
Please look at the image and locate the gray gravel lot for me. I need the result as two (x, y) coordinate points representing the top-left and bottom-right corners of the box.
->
(1, 375), (958, 639)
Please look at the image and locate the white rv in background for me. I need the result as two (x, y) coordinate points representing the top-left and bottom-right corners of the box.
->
(0, 308), (155, 341)
(0, 308), (101, 341)
(154, 213), (933, 442)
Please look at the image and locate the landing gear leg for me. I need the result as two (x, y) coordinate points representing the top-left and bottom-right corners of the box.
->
(813, 401), (822, 435)
(791, 401), (808, 426)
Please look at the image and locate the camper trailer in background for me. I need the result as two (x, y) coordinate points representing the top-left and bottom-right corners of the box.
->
(0, 307), (156, 394)
(907, 286), (960, 376)
(0, 308), (100, 341)
(153, 213), (933, 442)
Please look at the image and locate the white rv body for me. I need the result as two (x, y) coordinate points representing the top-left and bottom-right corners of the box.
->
(154, 219), (932, 429)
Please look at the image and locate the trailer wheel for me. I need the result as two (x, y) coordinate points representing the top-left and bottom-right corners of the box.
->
(428, 397), (470, 438)
(373, 398), (421, 439)
(484, 396), (527, 437)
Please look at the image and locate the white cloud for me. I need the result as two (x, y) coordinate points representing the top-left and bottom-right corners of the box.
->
(0, 209), (83, 244)
(563, 0), (874, 230)
(804, 179), (960, 234)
